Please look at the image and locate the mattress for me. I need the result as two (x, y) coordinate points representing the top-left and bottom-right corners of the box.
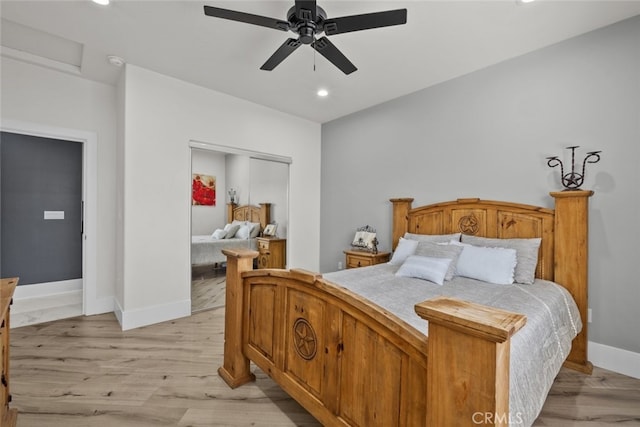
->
(191, 236), (257, 266)
(324, 263), (582, 427)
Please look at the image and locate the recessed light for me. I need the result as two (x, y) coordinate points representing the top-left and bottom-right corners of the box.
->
(517, 0), (536, 4)
(92, 0), (110, 5)
(317, 89), (329, 97)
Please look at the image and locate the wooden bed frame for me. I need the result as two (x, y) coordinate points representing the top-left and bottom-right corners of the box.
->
(226, 202), (271, 227)
(219, 191), (593, 426)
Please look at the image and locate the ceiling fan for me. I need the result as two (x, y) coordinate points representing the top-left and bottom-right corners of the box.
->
(203, 1), (407, 75)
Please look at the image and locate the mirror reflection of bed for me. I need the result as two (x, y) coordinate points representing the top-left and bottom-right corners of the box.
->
(191, 203), (271, 312)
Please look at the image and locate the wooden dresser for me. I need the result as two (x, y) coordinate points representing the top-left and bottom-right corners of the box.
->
(1, 277), (18, 427)
(257, 237), (286, 269)
(344, 250), (391, 269)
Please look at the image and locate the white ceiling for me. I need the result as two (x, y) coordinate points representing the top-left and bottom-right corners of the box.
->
(2, 1), (640, 123)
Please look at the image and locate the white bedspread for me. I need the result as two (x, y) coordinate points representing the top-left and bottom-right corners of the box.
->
(191, 236), (257, 266)
(324, 263), (581, 427)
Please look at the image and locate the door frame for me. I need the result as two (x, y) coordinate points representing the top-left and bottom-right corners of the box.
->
(1, 119), (97, 315)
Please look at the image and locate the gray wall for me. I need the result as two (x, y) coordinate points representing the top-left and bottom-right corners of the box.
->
(321, 16), (640, 354)
(1, 132), (83, 285)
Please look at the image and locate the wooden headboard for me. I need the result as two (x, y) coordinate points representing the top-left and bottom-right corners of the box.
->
(391, 190), (593, 373)
(227, 203), (271, 230)
(391, 197), (556, 280)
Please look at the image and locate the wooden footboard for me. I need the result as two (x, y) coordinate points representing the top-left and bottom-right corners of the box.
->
(220, 249), (526, 426)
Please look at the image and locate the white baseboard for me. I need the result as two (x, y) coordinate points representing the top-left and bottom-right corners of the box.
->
(11, 288), (83, 328)
(14, 279), (82, 299)
(114, 298), (124, 326)
(14, 279), (114, 317)
(85, 296), (115, 316)
(113, 298), (123, 328)
(12, 290), (81, 313)
(115, 298), (191, 331)
(589, 340), (640, 379)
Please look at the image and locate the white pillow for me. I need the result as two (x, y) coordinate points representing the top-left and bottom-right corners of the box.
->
(404, 232), (461, 243)
(223, 223), (241, 239)
(414, 242), (463, 281)
(395, 255), (452, 286)
(211, 229), (227, 239)
(460, 235), (541, 284)
(235, 224), (251, 240)
(388, 237), (419, 265)
(455, 245), (517, 285)
(247, 222), (261, 238)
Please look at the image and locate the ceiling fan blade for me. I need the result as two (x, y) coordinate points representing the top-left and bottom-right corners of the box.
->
(323, 9), (407, 36)
(203, 5), (290, 32)
(260, 38), (302, 71)
(295, 0), (317, 22)
(311, 37), (357, 75)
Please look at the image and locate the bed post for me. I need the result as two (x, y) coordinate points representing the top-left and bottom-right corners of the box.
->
(551, 190), (594, 374)
(416, 297), (526, 426)
(218, 248), (259, 388)
(390, 198), (414, 250)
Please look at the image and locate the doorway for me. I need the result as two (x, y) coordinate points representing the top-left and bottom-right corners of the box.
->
(1, 132), (83, 284)
(0, 120), (98, 326)
(189, 141), (290, 313)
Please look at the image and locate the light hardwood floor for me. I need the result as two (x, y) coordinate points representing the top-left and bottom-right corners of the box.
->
(535, 367), (640, 426)
(191, 266), (226, 313)
(9, 307), (640, 426)
(11, 308), (319, 427)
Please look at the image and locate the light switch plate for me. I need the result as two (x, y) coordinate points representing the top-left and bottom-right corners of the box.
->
(44, 211), (65, 220)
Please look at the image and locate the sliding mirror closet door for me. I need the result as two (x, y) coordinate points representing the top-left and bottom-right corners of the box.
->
(190, 145), (290, 313)
(247, 157), (289, 270)
(248, 157), (289, 240)
(190, 148), (238, 313)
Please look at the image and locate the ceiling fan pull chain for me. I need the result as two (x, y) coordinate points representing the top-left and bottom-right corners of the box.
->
(313, 36), (316, 71)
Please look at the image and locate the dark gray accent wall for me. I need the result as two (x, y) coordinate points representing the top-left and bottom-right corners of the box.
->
(321, 16), (640, 353)
(1, 132), (83, 285)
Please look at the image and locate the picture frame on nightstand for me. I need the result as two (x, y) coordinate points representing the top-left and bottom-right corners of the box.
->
(263, 223), (277, 237)
(351, 225), (377, 252)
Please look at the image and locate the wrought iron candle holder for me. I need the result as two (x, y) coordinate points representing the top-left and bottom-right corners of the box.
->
(546, 146), (601, 190)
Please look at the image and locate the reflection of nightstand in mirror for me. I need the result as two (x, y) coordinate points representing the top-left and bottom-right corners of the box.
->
(257, 237), (286, 269)
(344, 250), (390, 269)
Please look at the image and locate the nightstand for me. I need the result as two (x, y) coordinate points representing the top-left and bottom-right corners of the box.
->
(344, 249), (390, 269)
(257, 237), (286, 269)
